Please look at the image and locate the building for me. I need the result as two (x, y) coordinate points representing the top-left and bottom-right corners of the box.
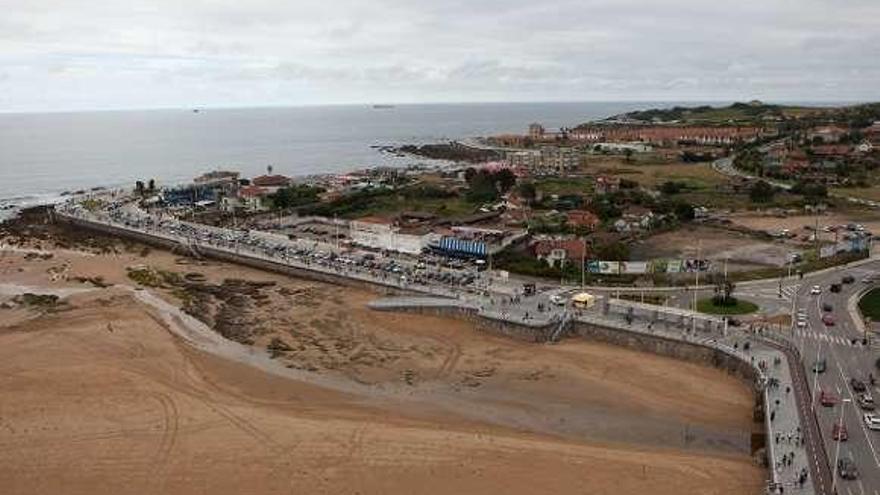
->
(863, 122), (880, 144)
(507, 150), (541, 169)
(593, 142), (653, 153)
(252, 174), (292, 192)
(528, 123), (545, 140)
(238, 185), (271, 211)
(349, 217), (425, 255)
(539, 146), (579, 173)
(807, 125), (848, 144)
(566, 210), (601, 231)
(569, 125), (763, 147)
(594, 176), (621, 195)
(194, 170), (240, 186)
(613, 206), (655, 233)
(532, 239), (588, 267)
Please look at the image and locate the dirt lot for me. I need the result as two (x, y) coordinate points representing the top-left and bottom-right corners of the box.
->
(0, 214), (764, 494)
(730, 210), (880, 241)
(631, 225), (793, 270)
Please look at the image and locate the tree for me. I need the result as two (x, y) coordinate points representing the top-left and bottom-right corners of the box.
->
(713, 278), (736, 304)
(595, 241), (630, 261)
(624, 148), (634, 163)
(749, 180), (776, 204)
(495, 169), (517, 193)
(135, 180), (145, 195)
(517, 182), (537, 205)
(660, 181), (684, 195)
(147, 179), (156, 192)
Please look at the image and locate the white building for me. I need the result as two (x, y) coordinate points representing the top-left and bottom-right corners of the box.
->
(349, 217), (426, 255)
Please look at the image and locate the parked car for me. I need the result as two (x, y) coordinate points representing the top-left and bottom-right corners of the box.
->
(864, 413), (880, 431)
(820, 390), (838, 407)
(858, 393), (876, 411)
(812, 360), (827, 374)
(833, 423), (849, 441)
(851, 378), (867, 393)
(549, 294), (566, 306)
(842, 275), (856, 284)
(822, 314), (835, 326)
(838, 457), (859, 480)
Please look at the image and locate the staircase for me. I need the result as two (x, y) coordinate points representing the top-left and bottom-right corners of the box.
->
(549, 311), (573, 342)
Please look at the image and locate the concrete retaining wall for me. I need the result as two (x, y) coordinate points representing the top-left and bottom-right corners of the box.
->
(572, 321), (758, 384)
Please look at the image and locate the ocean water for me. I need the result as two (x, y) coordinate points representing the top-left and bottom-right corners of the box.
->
(0, 101), (704, 210)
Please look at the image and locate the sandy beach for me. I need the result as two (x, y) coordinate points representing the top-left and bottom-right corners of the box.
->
(0, 212), (765, 494)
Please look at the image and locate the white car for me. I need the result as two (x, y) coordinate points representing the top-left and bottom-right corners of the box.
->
(864, 413), (880, 431)
(810, 285), (822, 295)
(797, 319), (807, 328)
(549, 294), (566, 306)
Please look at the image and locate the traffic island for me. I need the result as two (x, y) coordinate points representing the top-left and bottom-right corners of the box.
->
(696, 297), (759, 315)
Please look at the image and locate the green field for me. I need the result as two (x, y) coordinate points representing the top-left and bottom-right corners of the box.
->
(696, 297), (759, 315)
(859, 288), (880, 322)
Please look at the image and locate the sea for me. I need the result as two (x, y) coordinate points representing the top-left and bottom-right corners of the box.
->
(0, 100), (740, 218)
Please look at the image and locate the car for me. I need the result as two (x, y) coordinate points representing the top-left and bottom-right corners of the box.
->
(820, 390), (837, 407)
(842, 275), (856, 284)
(796, 319), (807, 328)
(863, 276), (876, 284)
(812, 360), (827, 374)
(822, 303), (833, 312)
(864, 413), (880, 431)
(851, 378), (867, 393)
(830, 283), (842, 293)
(833, 423), (849, 441)
(810, 285), (822, 295)
(858, 393), (876, 411)
(838, 457), (859, 480)
(549, 294), (566, 306)
(822, 314), (835, 326)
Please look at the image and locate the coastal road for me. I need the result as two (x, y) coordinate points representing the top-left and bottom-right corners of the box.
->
(791, 261), (880, 494)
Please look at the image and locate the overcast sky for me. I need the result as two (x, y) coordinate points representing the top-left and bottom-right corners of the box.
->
(2, 0), (879, 112)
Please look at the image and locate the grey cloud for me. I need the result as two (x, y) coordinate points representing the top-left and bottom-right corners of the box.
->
(1, 0), (879, 111)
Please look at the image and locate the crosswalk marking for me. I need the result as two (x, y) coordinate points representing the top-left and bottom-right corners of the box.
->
(793, 328), (855, 346)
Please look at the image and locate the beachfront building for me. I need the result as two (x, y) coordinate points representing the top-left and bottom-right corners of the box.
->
(251, 174), (292, 193)
(349, 217), (426, 255)
(528, 123), (545, 140)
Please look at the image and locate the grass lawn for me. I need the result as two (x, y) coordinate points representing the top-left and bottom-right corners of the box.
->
(696, 297), (759, 315)
(859, 288), (880, 322)
(535, 176), (594, 196)
(584, 159), (728, 190)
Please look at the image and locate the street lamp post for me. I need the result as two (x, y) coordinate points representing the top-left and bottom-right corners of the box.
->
(831, 398), (852, 494)
(811, 340), (822, 410)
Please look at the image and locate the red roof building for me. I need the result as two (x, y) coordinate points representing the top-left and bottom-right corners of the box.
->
(566, 210), (601, 231)
(532, 239), (589, 266)
(252, 174), (291, 188)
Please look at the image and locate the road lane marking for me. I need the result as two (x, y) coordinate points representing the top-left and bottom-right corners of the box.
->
(831, 351), (880, 468)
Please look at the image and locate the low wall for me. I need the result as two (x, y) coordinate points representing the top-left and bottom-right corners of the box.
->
(54, 214), (424, 297)
(572, 321), (758, 385)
